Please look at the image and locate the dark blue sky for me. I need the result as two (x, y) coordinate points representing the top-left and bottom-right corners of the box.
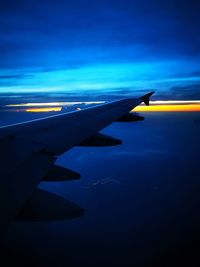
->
(1, 0), (200, 98)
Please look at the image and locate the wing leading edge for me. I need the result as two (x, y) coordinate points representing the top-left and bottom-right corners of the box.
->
(0, 91), (154, 232)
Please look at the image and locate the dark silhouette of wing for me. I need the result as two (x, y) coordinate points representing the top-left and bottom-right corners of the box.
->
(0, 92), (154, 233)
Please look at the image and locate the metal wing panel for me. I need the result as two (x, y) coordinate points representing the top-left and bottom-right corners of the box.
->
(29, 100), (138, 154)
(0, 136), (44, 174)
(0, 98), (141, 155)
(0, 139), (55, 233)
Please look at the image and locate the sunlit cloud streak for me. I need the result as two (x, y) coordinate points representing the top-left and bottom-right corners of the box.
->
(5, 101), (105, 107)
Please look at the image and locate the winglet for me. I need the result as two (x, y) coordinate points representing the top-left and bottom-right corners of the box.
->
(141, 91), (154, 106)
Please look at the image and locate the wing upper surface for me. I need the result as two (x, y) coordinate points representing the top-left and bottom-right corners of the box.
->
(0, 97), (143, 155)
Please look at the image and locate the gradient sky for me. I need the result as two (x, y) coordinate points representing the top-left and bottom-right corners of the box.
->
(1, 0), (200, 99)
(1, 3), (200, 264)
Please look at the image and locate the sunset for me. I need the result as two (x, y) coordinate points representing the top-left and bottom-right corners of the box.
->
(0, 0), (199, 266)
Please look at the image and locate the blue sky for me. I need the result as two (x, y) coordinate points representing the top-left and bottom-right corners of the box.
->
(1, 2), (200, 264)
(0, 0), (200, 99)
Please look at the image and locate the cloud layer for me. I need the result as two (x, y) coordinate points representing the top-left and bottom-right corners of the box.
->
(0, 0), (200, 98)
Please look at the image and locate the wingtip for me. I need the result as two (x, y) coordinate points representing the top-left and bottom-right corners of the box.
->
(141, 91), (155, 106)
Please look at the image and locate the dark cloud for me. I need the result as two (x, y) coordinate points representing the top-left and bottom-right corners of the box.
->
(1, 0), (200, 65)
(0, 0), (200, 97)
(172, 71), (200, 79)
(0, 74), (28, 79)
(170, 84), (200, 100)
(0, 83), (200, 103)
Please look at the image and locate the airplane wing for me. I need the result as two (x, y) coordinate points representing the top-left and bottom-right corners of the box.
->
(0, 92), (154, 233)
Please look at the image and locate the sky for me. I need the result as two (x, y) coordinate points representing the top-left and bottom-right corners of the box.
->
(0, 2), (200, 265)
(0, 0), (200, 99)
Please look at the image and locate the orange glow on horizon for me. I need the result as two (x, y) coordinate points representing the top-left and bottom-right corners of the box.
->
(134, 104), (200, 112)
(25, 104), (200, 113)
(4, 100), (200, 113)
(25, 107), (62, 112)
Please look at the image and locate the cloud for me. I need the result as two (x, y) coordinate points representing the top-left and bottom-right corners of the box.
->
(0, 0), (200, 97)
(1, 0), (200, 68)
(0, 74), (29, 79)
(169, 84), (200, 100)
